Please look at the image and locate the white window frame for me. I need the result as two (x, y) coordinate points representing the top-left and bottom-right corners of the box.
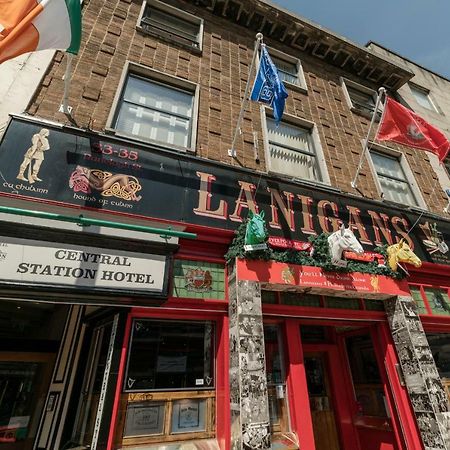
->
(444, 155), (450, 179)
(341, 77), (382, 120)
(261, 107), (330, 186)
(409, 83), (441, 114)
(106, 61), (200, 153)
(137, 0), (204, 53)
(366, 142), (427, 209)
(264, 47), (308, 94)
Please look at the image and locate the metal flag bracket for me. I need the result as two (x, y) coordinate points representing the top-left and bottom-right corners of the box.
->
(228, 33), (264, 158)
(351, 87), (386, 189)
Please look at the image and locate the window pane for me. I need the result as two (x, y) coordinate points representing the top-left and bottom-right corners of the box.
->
(281, 292), (321, 307)
(267, 119), (310, 151)
(347, 86), (375, 110)
(444, 156), (450, 178)
(300, 325), (327, 343)
(126, 320), (214, 391)
(261, 290), (278, 304)
(124, 402), (165, 437)
(116, 103), (190, 147)
(324, 296), (360, 310)
(171, 399), (206, 433)
(426, 333), (450, 379)
(270, 55), (298, 85)
(264, 325), (289, 433)
(410, 85), (435, 111)
(267, 118), (320, 181)
(371, 152), (417, 205)
(378, 175), (417, 205)
(142, 7), (200, 45)
(364, 299), (385, 311)
(0, 362), (43, 442)
(115, 75), (194, 148)
(371, 152), (404, 179)
(265, 325), (283, 385)
(424, 288), (450, 316)
(409, 285), (428, 314)
(346, 334), (387, 417)
(124, 76), (192, 117)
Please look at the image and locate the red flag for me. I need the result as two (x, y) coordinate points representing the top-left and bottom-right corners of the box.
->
(376, 97), (450, 161)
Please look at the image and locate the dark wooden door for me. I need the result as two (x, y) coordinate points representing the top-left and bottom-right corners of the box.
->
(304, 352), (341, 450)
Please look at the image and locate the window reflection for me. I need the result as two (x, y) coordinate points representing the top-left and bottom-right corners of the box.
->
(427, 333), (450, 401)
(346, 334), (387, 417)
(126, 320), (214, 391)
(264, 325), (289, 433)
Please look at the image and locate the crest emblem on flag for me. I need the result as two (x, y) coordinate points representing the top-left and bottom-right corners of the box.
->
(250, 45), (288, 124)
(406, 124), (425, 142)
(376, 97), (450, 161)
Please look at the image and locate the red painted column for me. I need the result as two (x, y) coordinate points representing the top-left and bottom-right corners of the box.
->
(284, 319), (316, 450)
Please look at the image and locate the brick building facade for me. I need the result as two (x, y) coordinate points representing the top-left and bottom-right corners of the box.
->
(0, 0), (449, 449)
(26, 0), (449, 212)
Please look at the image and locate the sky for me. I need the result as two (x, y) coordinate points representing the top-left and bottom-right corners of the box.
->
(272, 0), (450, 80)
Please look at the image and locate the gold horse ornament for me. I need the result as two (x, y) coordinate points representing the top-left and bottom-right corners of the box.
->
(386, 239), (422, 272)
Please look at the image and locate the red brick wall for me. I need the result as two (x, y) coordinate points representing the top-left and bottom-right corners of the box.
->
(27, 0), (448, 213)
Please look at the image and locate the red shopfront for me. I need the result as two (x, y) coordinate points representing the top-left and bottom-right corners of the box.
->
(0, 117), (449, 450)
(92, 246), (431, 450)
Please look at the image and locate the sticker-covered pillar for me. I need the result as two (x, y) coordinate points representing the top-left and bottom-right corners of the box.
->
(228, 261), (271, 450)
(385, 295), (450, 450)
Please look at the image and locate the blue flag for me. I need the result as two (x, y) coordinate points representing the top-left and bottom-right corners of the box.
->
(250, 46), (288, 123)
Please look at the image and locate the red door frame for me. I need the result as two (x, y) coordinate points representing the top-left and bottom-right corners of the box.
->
(281, 316), (420, 450)
(106, 306), (230, 450)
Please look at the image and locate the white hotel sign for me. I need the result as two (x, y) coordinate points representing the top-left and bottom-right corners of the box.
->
(0, 236), (168, 294)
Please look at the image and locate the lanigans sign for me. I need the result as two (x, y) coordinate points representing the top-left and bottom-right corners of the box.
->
(0, 117), (449, 266)
(0, 237), (169, 295)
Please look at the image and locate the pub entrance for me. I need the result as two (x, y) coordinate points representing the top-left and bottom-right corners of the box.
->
(300, 323), (401, 450)
(0, 299), (69, 450)
(303, 351), (341, 450)
(265, 317), (406, 450)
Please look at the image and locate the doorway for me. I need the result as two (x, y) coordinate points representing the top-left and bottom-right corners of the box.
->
(304, 352), (341, 450)
(71, 321), (114, 448)
(0, 353), (55, 450)
(0, 300), (69, 450)
(296, 323), (401, 450)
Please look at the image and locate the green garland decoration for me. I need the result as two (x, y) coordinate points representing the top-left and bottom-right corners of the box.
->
(225, 220), (405, 279)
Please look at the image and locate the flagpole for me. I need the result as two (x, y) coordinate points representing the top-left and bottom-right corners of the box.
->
(228, 33), (264, 158)
(62, 53), (73, 115)
(351, 87), (386, 189)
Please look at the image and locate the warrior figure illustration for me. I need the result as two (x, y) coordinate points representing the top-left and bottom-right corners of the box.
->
(17, 129), (50, 184)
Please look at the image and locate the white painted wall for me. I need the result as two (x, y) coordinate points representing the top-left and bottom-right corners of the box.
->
(0, 50), (55, 138)
(367, 43), (450, 199)
(367, 42), (450, 209)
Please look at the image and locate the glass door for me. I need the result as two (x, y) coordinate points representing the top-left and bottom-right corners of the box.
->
(304, 352), (341, 450)
(0, 353), (55, 450)
(71, 321), (114, 447)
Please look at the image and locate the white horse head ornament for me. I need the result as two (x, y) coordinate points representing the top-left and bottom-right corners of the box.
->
(328, 225), (364, 266)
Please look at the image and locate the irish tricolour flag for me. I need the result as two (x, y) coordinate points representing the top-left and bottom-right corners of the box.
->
(0, 0), (81, 64)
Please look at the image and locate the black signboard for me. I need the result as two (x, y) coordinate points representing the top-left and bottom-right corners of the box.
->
(0, 116), (449, 266)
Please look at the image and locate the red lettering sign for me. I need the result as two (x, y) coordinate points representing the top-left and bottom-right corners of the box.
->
(236, 259), (409, 298)
(268, 236), (311, 251)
